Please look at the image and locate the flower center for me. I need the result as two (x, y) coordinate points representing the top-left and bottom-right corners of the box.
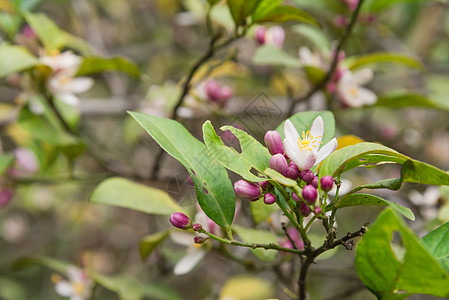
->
(349, 87), (359, 97)
(72, 282), (85, 295)
(297, 130), (321, 151)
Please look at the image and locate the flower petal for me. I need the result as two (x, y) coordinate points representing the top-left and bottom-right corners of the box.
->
(58, 93), (80, 106)
(55, 280), (73, 297)
(174, 248), (206, 275)
(302, 152), (317, 170)
(170, 232), (194, 247)
(283, 139), (302, 170)
(355, 88), (377, 105)
(315, 138), (337, 165)
(309, 116), (324, 148)
(352, 68), (373, 85)
(64, 77), (94, 94)
(283, 119), (300, 144)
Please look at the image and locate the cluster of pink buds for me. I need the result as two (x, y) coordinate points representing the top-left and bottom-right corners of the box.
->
(280, 227), (305, 251)
(293, 172), (334, 217)
(205, 79), (233, 107)
(254, 26), (285, 49)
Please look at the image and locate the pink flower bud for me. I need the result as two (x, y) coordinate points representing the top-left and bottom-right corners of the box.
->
(311, 177), (319, 189)
(264, 193), (276, 205)
(264, 131), (283, 155)
(205, 79), (221, 101)
(320, 176), (334, 192)
(192, 223), (202, 231)
(302, 185), (317, 204)
(299, 170), (314, 183)
(292, 192), (301, 201)
(270, 154), (288, 176)
(269, 26), (285, 49)
(11, 148), (39, 177)
(258, 180), (269, 189)
(299, 202), (311, 217)
(255, 26), (266, 44)
(0, 189), (13, 207)
(22, 25), (36, 39)
(334, 15), (348, 28)
(218, 86), (233, 107)
(287, 227), (304, 250)
(313, 206), (322, 215)
(194, 236), (207, 244)
(234, 180), (261, 200)
(285, 161), (299, 180)
(169, 212), (191, 229)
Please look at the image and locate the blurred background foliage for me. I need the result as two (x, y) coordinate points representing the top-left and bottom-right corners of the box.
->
(1, 0), (449, 299)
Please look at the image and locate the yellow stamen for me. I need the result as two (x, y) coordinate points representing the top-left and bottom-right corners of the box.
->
(72, 282), (85, 295)
(297, 130), (321, 151)
(349, 87), (359, 97)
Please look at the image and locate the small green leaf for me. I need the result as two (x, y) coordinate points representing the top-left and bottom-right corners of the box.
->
(77, 56), (140, 77)
(139, 231), (170, 261)
(233, 225), (278, 261)
(0, 43), (38, 77)
(128, 112), (235, 227)
(90, 177), (181, 215)
(252, 5), (318, 26)
(227, 0), (263, 26)
(422, 221), (449, 273)
(376, 93), (448, 111)
(252, 45), (302, 67)
(334, 193), (415, 220)
(356, 209), (449, 298)
(203, 121), (270, 182)
(344, 52), (424, 71)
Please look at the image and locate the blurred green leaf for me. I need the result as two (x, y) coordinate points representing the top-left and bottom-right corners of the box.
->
(344, 52), (424, 70)
(422, 221), (449, 273)
(142, 283), (183, 300)
(90, 177), (181, 215)
(13, 256), (69, 273)
(139, 230), (170, 261)
(203, 121), (270, 182)
(292, 24), (330, 50)
(356, 209), (449, 299)
(0, 277), (28, 300)
(332, 193), (414, 220)
(0, 154), (15, 174)
(90, 273), (143, 300)
(0, 43), (38, 77)
(227, 0), (262, 26)
(128, 112), (235, 228)
(376, 93), (449, 111)
(253, 45), (301, 67)
(303, 65), (325, 84)
(253, 4), (318, 26)
(233, 225), (278, 261)
(363, 0), (429, 13)
(77, 56), (140, 77)
(251, 198), (278, 224)
(219, 275), (275, 299)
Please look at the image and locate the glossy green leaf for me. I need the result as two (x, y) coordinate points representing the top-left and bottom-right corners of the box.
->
(252, 45), (302, 68)
(203, 121), (270, 182)
(77, 56), (140, 77)
(90, 177), (181, 215)
(422, 221), (449, 273)
(233, 225), (278, 261)
(128, 112), (235, 227)
(252, 5), (318, 26)
(227, 0), (262, 25)
(376, 93), (448, 111)
(0, 44), (38, 77)
(344, 52), (424, 70)
(139, 230), (170, 261)
(333, 193), (414, 220)
(356, 209), (449, 298)
(275, 111), (335, 145)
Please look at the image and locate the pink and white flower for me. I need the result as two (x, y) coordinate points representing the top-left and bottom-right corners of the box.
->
(337, 68), (377, 107)
(53, 266), (93, 300)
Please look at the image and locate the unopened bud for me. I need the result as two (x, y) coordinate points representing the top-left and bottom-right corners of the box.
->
(264, 193), (276, 205)
(267, 26), (285, 49)
(292, 192), (301, 201)
(302, 185), (317, 204)
(264, 131), (284, 155)
(169, 212), (191, 230)
(311, 176), (319, 189)
(258, 180), (269, 189)
(205, 79), (221, 101)
(299, 202), (312, 217)
(193, 236), (207, 244)
(285, 161), (299, 180)
(255, 26), (266, 44)
(192, 223), (202, 231)
(313, 206), (322, 215)
(320, 176), (334, 192)
(234, 180), (261, 200)
(0, 189), (13, 207)
(299, 170), (314, 183)
(270, 154), (288, 176)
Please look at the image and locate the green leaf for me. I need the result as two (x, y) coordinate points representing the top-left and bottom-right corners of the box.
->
(139, 230), (170, 261)
(76, 56), (140, 77)
(333, 193), (414, 220)
(363, 0), (428, 13)
(142, 283), (183, 300)
(0, 154), (15, 175)
(252, 5), (318, 26)
(90, 177), (181, 215)
(356, 209), (449, 298)
(252, 45), (302, 68)
(227, 0), (263, 26)
(376, 93), (449, 111)
(251, 198), (278, 224)
(233, 225), (278, 261)
(0, 44), (38, 77)
(422, 221), (449, 273)
(264, 168), (298, 188)
(344, 52), (424, 71)
(128, 112), (235, 227)
(275, 110), (335, 145)
(12, 256), (69, 274)
(292, 24), (330, 50)
(203, 121), (270, 182)
(303, 65), (325, 84)
(90, 272), (144, 300)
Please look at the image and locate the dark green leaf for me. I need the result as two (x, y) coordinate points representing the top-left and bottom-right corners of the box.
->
(253, 5), (318, 26)
(376, 93), (448, 111)
(356, 209), (449, 298)
(227, 0), (263, 26)
(0, 44), (38, 77)
(139, 231), (170, 261)
(77, 56), (140, 77)
(203, 121), (270, 182)
(344, 52), (424, 71)
(422, 221), (449, 273)
(90, 177), (181, 215)
(128, 112), (235, 227)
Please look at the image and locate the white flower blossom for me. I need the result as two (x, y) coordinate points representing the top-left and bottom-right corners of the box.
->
(283, 116), (337, 170)
(53, 266), (93, 300)
(337, 68), (377, 107)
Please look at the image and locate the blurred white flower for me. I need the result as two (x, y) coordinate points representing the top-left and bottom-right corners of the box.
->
(53, 266), (93, 300)
(1, 214), (28, 242)
(40, 51), (93, 106)
(10, 148), (39, 177)
(409, 186), (441, 220)
(337, 68), (377, 107)
(255, 26), (285, 48)
(298, 47), (326, 70)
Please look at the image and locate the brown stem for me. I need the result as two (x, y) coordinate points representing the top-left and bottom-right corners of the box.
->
(286, 0), (366, 117)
